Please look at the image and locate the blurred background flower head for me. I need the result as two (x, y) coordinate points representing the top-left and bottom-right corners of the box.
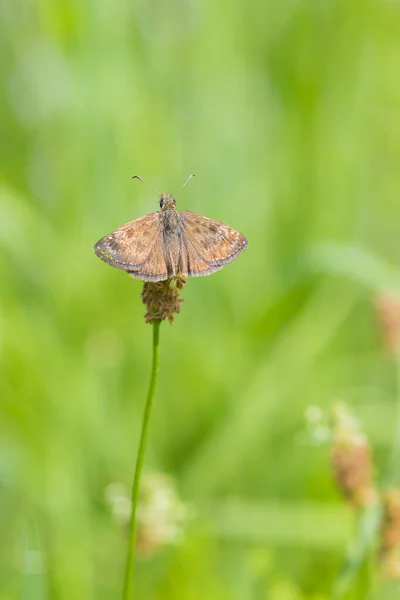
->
(105, 472), (191, 559)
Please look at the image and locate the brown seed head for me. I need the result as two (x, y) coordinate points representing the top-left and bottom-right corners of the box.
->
(330, 404), (376, 509)
(141, 276), (186, 324)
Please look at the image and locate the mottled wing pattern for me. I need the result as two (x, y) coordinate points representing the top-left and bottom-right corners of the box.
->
(93, 212), (165, 277)
(179, 211), (248, 276)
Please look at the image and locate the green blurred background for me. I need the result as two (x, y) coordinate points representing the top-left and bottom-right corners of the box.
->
(2, 0), (400, 598)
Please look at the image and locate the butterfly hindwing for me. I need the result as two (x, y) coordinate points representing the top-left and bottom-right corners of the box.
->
(179, 211), (248, 270)
(128, 230), (170, 281)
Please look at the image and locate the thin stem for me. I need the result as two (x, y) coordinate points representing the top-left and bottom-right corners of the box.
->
(123, 320), (161, 600)
(332, 503), (381, 600)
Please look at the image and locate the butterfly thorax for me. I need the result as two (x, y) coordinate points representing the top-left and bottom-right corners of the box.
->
(163, 208), (181, 236)
(159, 194), (181, 236)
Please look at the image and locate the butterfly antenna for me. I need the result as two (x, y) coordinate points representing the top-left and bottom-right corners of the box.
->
(175, 173), (195, 197)
(132, 175), (160, 196)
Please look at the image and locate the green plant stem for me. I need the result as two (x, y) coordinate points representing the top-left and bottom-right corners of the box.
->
(123, 319), (161, 600)
(332, 503), (381, 600)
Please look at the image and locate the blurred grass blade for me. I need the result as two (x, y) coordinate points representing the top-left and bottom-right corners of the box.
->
(304, 243), (400, 292)
(183, 279), (360, 494)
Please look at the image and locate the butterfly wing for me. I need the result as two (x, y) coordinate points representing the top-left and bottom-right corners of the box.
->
(179, 211), (248, 276)
(94, 209), (247, 281)
(93, 212), (168, 280)
(128, 232), (170, 281)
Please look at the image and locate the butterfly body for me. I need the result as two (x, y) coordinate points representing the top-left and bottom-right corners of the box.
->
(94, 193), (247, 282)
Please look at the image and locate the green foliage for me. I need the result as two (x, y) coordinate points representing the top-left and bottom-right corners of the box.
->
(1, 0), (400, 598)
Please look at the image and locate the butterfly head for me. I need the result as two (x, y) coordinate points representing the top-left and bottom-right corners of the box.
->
(159, 194), (176, 211)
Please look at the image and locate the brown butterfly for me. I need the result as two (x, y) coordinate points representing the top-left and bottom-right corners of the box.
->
(93, 175), (248, 282)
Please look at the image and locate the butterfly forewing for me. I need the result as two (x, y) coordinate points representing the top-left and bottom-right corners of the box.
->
(179, 211), (248, 268)
(94, 212), (162, 270)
